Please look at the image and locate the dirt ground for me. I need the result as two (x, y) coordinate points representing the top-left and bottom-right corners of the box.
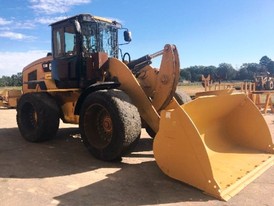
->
(0, 108), (273, 206)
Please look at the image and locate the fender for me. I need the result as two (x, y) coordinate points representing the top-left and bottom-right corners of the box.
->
(74, 81), (120, 115)
(25, 80), (47, 90)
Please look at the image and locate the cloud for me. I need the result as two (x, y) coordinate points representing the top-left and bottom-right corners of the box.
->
(15, 21), (36, 29)
(29, 0), (91, 14)
(0, 17), (12, 26)
(0, 27), (11, 31)
(0, 31), (36, 40)
(0, 50), (48, 76)
(0, 17), (36, 41)
(35, 16), (67, 24)
(0, 14), (36, 31)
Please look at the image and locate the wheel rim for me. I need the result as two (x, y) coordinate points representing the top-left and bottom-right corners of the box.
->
(21, 102), (38, 130)
(84, 103), (113, 149)
(102, 115), (112, 133)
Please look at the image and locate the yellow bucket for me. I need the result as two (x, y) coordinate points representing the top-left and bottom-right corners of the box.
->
(153, 93), (274, 200)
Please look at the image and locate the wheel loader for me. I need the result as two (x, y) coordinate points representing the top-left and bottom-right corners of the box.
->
(16, 14), (274, 201)
(254, 72), (274, 90)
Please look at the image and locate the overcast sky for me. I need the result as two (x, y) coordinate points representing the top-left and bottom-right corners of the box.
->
(0, 0), (274, 76)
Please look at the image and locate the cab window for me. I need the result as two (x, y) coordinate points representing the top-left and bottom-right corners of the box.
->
(64, 26), (76, 55)
(53, 25), (76, 57)
(53, 28), (63, 57)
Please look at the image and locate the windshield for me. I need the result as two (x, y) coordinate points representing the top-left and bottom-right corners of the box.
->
(81, 22), (118, 57)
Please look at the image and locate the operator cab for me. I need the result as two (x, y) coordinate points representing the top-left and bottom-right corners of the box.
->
(50, 14), (131, 89)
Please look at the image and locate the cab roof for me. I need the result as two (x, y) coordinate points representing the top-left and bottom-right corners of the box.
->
(50, 14), (122, 28)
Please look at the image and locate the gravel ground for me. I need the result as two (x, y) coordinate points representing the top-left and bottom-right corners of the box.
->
(0, 109), (273, 206)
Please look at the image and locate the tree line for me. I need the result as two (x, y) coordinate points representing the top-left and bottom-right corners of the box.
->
(180, 55), (274, 82)
(0, 55), (273, 86)
(0, 73), (22, 87)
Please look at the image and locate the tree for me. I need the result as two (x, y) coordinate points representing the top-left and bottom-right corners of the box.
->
(0, 76), (11, 86)
(180, 69), (191, 81)
(189, 66), (205, 82)
(267, 61), (274, 74)
(11, 73), (22, 86)
(259, 56), (274, 74)
(0, 72), (22, 87)
(259, 56), (272, 67)
(203, 65), (217, 80)
(237, 63), (261, 80)
(237, 67), (249, 80)
(181, 66), (205, 82)
(216, 63), (237, 81)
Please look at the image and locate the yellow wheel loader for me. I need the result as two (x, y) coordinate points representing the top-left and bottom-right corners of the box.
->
(16, 14), (274, 201)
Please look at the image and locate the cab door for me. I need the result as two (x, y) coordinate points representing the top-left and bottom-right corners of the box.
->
(51, 25), (80, 88)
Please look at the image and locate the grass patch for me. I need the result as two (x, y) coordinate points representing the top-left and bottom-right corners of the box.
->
(177, 83), (204, 96)
(0, 86), (21, 92)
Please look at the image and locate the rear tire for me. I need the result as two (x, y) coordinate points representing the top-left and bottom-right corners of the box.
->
(79, 90), (141, 161)
(16, 93), (60, 142)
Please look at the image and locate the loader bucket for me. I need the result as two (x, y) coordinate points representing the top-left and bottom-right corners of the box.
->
(153, 93), (274, 201)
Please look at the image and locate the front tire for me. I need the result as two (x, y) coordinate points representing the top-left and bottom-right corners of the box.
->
(79, 90), (141, 161)
(16, 93), (60, 142)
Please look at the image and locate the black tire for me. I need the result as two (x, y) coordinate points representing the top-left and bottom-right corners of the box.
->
(174, 91), (192, 105)
(79, 89), (141, 161)
(145, 91), (191, 138)
(16, 93), (60, 142)
(266, 80), (274, 90)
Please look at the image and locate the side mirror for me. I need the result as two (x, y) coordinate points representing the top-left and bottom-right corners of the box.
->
(124, 30), (132, 42)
